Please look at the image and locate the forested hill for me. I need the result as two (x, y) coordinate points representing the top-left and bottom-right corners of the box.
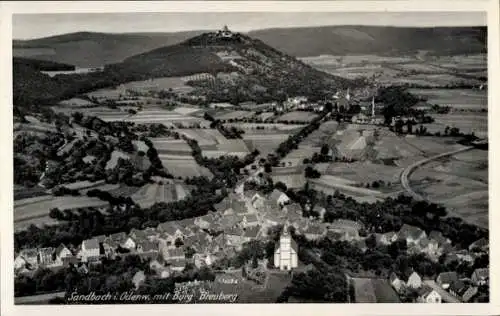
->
(13, 31), (350, 108)
(248, 26), (487, 57)
(13, 26), (486, 68)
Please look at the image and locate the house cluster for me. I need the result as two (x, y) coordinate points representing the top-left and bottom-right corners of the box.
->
(389, 268), (489, 303)
(369, 224), (454, 261)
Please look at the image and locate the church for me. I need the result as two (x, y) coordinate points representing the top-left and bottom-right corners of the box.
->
(274, 224), (298, 271)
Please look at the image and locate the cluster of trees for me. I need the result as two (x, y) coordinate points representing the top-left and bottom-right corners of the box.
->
(318, 191), (487, 249)
(14, 132), (66, 187)
(15, 167), (227, 249)
(52, 186), (81, 197)
(86, 189), (135, 206)
(303, 144), (333, 164)
(131, 123), (171, 138)
(304, 166), (321, 179)
(275, 112), (327, 161)
(376, 86), (419, 125)
(186, 136), (258, 188)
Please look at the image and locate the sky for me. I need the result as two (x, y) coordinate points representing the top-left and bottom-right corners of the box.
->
(13, 12), (486, 40)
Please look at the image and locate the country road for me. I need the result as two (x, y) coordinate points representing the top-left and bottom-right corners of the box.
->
(399, 146), (474, 201)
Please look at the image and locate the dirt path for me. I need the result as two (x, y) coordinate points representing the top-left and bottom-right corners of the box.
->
(400, 146), (474, 201)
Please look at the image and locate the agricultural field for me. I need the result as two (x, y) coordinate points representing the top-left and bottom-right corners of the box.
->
(58, 97), (95, 107)
(301, 121), (339, 147)
(324, 161), (404, 188)
(397, 74), (482, 87)
(160, 155), (213, 179)
(86, 76), (194, 100)
(309, 177), (384, 203)
(257, 112), (275, 121)
(283, 144), (321, 166)
(243, 133), (290, 155)
(431, 113), (488, 138)
(226, 123), (305, 132)
(14, 195), (109, 230)
(175, 128), (250, 158)
(394, 63), (449, 74)
(202, 139), (250, 159)
(409, 149), (488, 229)
(277, 111), (318, 123)
(151, 138), (192, 155)
(271, 166), (306, 189)
(51, 105), (132, 121)
(176, 129), (224, 147)
(130, 182), (191, 208)
(120, 77), (195, 95)
(124, 109), (211, 128)
(214, 110), (255, 121)
(409, 88), (487, 110)
(303, 53), (487, 87)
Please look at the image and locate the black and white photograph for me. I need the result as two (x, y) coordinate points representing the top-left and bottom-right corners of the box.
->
(1, 1), (497, 312)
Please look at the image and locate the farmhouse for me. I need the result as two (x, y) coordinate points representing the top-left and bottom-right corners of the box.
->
(398, 224), (427, 245)
(18, 249), (38, 267)
(405, 271), (423, 289)
(304, 224), (327, 241)
(389, 272), (405, 293)
(328, 219), (363, 240)
(471, 268), (489, 286)
(37, 247), (56, 267)
(436, 272), (458, 290)
(417, 285), (442, 303)
(468, 238), (489, 252)
(274, 226), (298, 271)
(268, 189), (290, 208)
(79, 238), (100, 262)
(54, 244), (73, 266)
(380, 232), (398, 245)
(448, 280), (466, 297)
(240, 214), (259, 227)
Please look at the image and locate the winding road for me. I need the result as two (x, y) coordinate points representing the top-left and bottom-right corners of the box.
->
(399, 146), (474, 201)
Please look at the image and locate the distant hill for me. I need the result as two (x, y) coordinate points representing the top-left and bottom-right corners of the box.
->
(108, 31), (349, 102)
(13, 31), (349, 108)
(13, 26), (486, 68)
(13, 31), (204, 68)
(249, 26), (487, 57)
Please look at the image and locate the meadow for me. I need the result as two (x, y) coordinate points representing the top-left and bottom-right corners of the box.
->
(409, 88), (487, 110)
(410, 149), (488, 229)
(277, 111), (318, 123)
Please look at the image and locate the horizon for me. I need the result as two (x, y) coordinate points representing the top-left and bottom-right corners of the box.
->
(13, 12), (486, 40)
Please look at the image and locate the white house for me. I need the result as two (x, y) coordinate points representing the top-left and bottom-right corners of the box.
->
(417, 286), (442, 303)
(406, 271), (422, 289)
(14, 255), (27, 271)
(122, 237), (137, 250)
(268, 189), (290, 208)
(471, 268), (489, 286)
(79, 238), (100, 262)
(274, 225), (298, 271)
(389, 272), (405, 293)
(54, 244), (73, 266)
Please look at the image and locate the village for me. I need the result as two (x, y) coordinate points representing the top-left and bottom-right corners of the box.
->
(14, 174), (489, 303)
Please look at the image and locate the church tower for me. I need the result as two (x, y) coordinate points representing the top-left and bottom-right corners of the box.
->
(274, 223), (298, 271)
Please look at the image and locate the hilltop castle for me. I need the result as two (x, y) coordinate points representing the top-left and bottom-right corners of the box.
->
(216, 25), (234, 38)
